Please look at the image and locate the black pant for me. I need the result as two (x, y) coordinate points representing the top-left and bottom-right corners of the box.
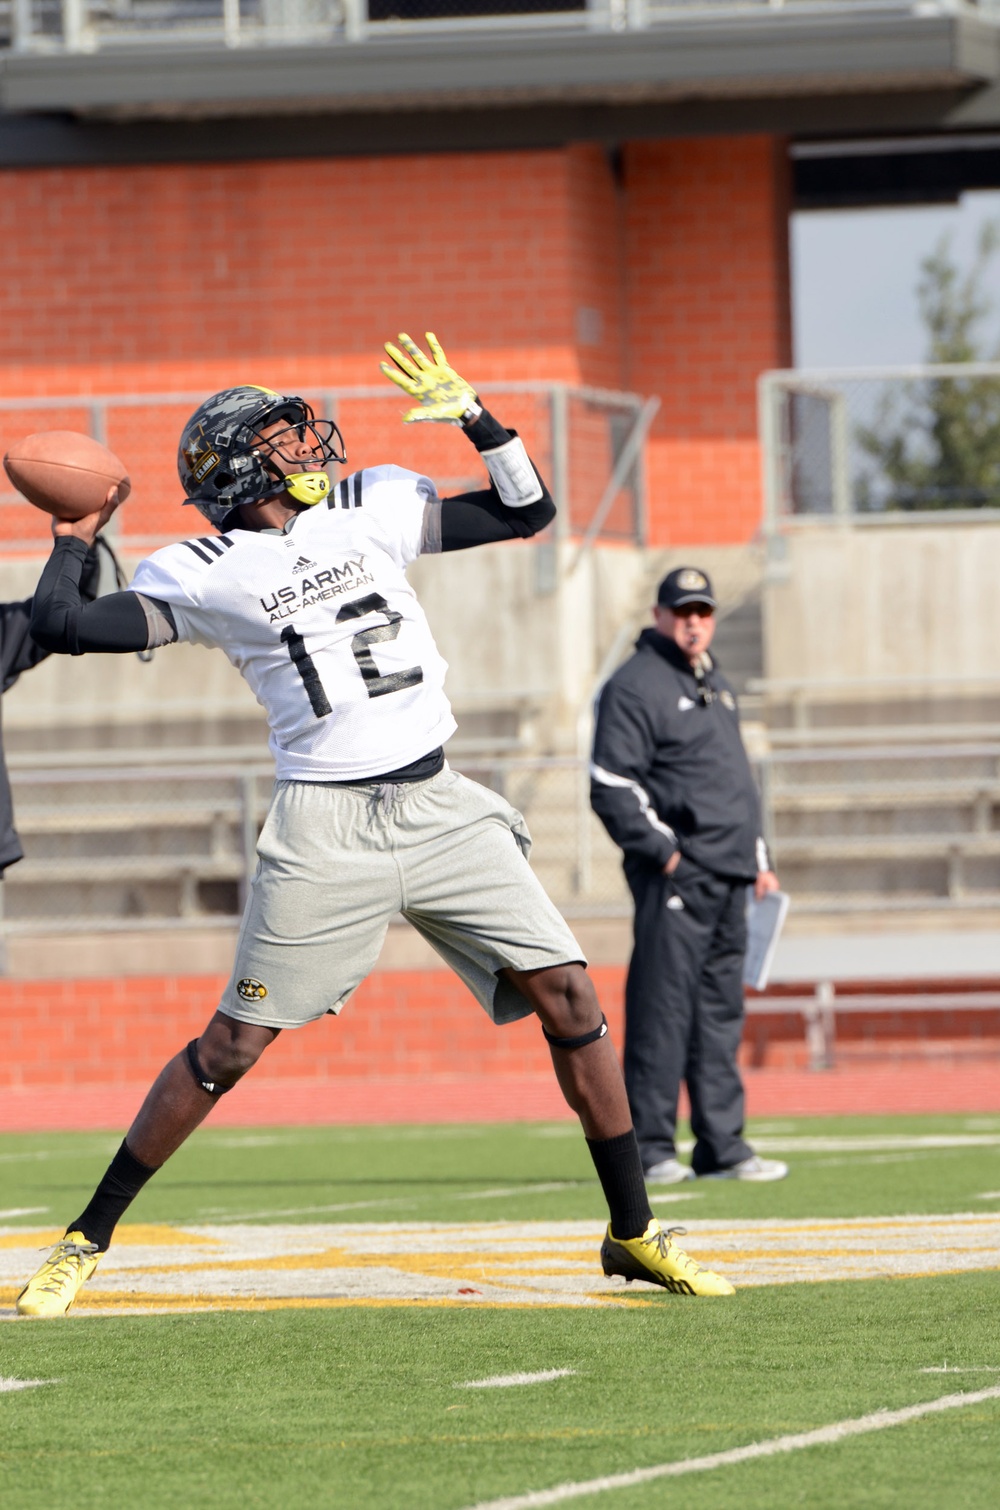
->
(623, 857), (753, 1176)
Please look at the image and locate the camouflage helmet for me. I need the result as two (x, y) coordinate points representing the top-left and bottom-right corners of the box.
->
(177, 385), (346, 529)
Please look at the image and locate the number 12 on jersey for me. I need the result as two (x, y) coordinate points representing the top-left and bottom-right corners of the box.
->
(281, 593), (424, 717)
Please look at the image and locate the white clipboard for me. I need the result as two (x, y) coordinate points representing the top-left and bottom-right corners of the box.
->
(743, 888), (790, 991)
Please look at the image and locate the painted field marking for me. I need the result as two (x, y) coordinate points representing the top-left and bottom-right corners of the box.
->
(3, 1214), (999, 1313)
(976, 1191), (1000, 1200)
(920, 1365), (1000, 1374)
(748, 1134), (1000, 1153)
(460, 1384), (1000, 1510)
(0, 1208), (48, 1219)
(459, 1370), (577, 1390)
(455, 1185), (582, 1202)
(0, 1378), (54, 1394)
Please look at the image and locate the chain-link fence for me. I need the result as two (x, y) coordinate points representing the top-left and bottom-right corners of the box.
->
(0, 382), (646, 555)
(10, 741), (1000, 937)
(760, 364), (1000, 527)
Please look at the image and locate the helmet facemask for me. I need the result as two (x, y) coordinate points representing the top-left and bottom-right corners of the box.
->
(249, 414), (346, 507)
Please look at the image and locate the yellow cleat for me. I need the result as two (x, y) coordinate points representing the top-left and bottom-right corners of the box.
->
(16, 1231), (100, 1318)
(601, 1219), (735, 1297)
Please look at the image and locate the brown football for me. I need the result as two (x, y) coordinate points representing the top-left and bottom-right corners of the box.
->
(3, 430), (131, 520)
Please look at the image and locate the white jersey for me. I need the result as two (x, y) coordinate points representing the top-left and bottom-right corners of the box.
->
(128, 465), (457, 781)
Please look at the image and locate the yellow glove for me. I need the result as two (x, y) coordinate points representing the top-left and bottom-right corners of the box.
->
(380, 331), (480, 425)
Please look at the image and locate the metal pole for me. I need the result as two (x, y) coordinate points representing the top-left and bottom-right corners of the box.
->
(223, 0), (241, 48)
(342, 0), (366, 42)
(62, 0), (86, 50)
(566, 395), (659, 575)
(829, 388), (851, 519)
(758, 371), (782, 535)
(12, 0), (33, 51)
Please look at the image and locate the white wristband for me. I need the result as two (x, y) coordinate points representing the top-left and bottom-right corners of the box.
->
(481, 436), (544, 508)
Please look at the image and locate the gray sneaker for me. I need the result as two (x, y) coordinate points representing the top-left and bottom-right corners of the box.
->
(702, 1155), (788, 1182)
(644, 1158), (695, 1185)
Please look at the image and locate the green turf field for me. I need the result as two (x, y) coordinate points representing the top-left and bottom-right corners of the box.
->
(3, 1114), (1000, 1508)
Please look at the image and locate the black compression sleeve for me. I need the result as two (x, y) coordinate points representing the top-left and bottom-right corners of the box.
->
(30, 537), (151, 654)
(438, 405), (556, 551)
(462, 408), (515, 454)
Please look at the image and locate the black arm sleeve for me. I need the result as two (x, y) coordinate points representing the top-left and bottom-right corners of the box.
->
(30, 537), (152, 654)
(0, 540), (103, 686)
(437, 406), (556, 551)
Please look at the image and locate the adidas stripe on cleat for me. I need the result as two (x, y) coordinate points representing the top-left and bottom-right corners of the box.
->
(16, 1231), (100, 1318)
(601, 1219), (735, 1296)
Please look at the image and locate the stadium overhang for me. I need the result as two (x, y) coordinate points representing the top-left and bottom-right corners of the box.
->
(3, 8), (1000, 165)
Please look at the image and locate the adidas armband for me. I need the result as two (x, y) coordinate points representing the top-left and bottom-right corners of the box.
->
(482, 436), (544, 509)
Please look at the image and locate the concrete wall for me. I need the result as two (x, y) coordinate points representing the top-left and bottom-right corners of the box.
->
(764, 520), (1000, 683)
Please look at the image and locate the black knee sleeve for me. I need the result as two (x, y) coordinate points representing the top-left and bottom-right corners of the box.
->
(542, 1013), (608, 1050)
(184, 1039), (230, 1098)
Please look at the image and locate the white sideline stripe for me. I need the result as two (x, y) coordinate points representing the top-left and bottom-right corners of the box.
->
(460, 1385), (1000, 1510)
(921, 1366), (1000, 1373)
(459, 1370), (577, 1390)
(0, 1207), (48, 1219)
(0, 1378), (54, 1394)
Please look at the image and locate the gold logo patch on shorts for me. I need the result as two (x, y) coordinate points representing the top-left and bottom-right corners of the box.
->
(237, 978), (268, 1001)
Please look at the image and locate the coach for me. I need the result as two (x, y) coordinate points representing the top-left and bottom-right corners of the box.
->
(590, 567), (787, 1185)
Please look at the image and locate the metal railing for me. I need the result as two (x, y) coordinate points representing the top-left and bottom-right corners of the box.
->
(0, 753), (632, 934)
(759, 362), (1000, 532)
(0, 0), (954, 53)
(0, 381), (647, 557)
(10, 739), (1000, 938)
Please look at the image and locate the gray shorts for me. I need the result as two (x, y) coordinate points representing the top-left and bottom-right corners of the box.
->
(219, 767), (585, 1030)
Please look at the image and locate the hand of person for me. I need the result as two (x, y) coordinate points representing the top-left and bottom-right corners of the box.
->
(380, 332), (480, 424)
(51, 484), (121, 547)
(664, 851), (682, 876)
(754, 869), (780, 900)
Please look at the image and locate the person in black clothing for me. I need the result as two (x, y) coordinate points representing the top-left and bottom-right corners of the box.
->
(0, 545), (103, 880)
(591, 566), (788, 1185)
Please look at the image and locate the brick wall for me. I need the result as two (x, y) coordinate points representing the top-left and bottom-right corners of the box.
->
(624, 136), (792, 544)
(0, 138), (790, 549)
(4, 969), (998, 1093)
(1, 967), (631, 1089)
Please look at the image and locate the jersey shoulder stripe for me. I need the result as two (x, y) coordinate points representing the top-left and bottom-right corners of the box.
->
(181, 535), (235, 566)
(330, 471), (366, 511)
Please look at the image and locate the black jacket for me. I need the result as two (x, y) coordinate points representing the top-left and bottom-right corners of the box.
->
(0, 547), (102, 873)
(590, 628), (771, 882)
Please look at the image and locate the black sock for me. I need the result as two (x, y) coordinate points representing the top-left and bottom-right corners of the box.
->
(586, 1130), (653, 1240)
(70, 1139), (160, 1252)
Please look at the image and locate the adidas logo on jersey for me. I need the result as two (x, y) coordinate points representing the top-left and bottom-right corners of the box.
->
(259, 554), (373, 622)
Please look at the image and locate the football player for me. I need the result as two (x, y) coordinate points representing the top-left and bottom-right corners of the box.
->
(16, 335), (734, 1315)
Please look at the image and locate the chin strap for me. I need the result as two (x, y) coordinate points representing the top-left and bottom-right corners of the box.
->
(285, 471), (331, 506)
(542, 1014), (608, 1050)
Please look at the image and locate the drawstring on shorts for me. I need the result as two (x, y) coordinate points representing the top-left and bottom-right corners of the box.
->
(368, 782), (404, 820)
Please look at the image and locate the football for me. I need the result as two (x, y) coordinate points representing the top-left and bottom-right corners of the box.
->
(3, 430), (131, 520)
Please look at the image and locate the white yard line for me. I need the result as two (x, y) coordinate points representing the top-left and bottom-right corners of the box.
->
(0, 1378), (55, 1393)
(459, 1370), (577, 1390)
(460, 1385), (1000, 1510)
(454, 1186), (582, 1202)
(0, 1208), (48, 1219)
(920, 1365), (1000, 1374)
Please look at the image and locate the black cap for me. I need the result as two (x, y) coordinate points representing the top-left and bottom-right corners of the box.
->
(657, 567), (716, 611)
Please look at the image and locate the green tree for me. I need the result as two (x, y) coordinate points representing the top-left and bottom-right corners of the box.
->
(855, 222), (1000, 510)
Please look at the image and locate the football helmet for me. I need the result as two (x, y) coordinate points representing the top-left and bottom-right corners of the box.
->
(178, 385), (346, 529)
